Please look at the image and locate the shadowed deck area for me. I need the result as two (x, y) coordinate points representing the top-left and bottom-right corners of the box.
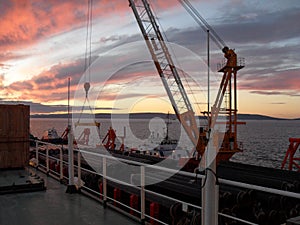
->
(0, 169), (139, 225)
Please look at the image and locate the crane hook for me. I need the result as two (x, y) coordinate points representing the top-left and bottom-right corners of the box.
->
(84, 82), (90, 98)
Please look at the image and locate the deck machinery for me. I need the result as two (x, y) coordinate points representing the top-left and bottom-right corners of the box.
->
(129, 0), (245, 169)
(281, 138), (300, 171)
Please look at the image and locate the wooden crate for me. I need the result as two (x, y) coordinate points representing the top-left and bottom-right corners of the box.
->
(0, 104), (30, 169)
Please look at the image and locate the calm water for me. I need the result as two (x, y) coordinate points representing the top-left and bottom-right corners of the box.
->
(231, 120), (300, 168)
(30, 118), (300, 169)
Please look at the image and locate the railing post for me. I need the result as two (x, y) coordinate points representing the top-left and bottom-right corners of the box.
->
(140, 166), (145, 223)
(103, 157), (107, 208)
(60, 146), (63, 181)
(202, 142), (218, 225)
(35, 141), (39, 167)
(66, 125), (77, 193)
(77, 149), (82, 189)
(201, 175), (205, 225)
(46, 145), (49, 174)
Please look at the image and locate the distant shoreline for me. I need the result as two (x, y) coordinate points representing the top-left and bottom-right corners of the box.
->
(30, 112), (300, 120)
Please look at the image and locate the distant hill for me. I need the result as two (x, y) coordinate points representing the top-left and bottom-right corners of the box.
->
(236, 114), (289, 120)
(30, 112), (172, 119)
(31, 112), (296, 120)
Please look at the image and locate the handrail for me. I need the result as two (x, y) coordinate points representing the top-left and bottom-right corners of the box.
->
(30, 139), (299, 225)
(219, 178), (300, 199)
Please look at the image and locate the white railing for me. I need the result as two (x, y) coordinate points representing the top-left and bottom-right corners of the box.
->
(30, 140), (300, 225)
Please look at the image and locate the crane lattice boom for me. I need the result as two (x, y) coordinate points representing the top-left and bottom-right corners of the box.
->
(129, 0), (245, 162)
(129, 0), (200, 149)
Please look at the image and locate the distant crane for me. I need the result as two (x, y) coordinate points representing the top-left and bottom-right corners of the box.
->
(281, 138), (300, 171)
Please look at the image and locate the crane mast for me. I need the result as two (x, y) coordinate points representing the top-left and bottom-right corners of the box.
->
(129, 0), (245, 163)
(129, 0), (202, 155)
(129, 2), (245, 223)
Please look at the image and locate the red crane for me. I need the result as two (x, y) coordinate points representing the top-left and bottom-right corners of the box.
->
(128, 0), (244, 167)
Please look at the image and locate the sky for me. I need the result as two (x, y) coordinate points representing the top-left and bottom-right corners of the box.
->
(0, 0), (299, 119)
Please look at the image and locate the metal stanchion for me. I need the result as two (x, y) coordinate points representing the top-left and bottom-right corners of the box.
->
(66, 125), (77, 193)
(140, 166), (145, 224)
(103, 157), (107, 208)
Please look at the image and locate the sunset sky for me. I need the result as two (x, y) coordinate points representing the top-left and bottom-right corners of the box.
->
(0, 0), (299, 118)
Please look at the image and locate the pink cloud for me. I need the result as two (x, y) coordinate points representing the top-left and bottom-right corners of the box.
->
(0, 0), (175, 54)
(0, 0), (124, 53)
(1, 57), (157, 103)
(3, 59), (84, 102)
(239, 69), (300, 95)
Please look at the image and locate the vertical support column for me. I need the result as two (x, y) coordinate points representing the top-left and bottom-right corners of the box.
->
(140, 166), (145, 223)
(77, 150), (81, 189)
(201, 140), (218, 225)
(103, 157), (107, 208)
(46, 145), (49, 173)
(66, 125), (77, 193)
(201, 175), (205, 225)
(207, 29), (210, 117)
(215, 182), (219, 221)
(229, 71), (232, 140)
(60, 147), (63, 181)
(35, 141), (39, 167)
(233, 70), (238, 149)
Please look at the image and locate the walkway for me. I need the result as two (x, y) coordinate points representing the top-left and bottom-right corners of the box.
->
(0, 169), (139, 225)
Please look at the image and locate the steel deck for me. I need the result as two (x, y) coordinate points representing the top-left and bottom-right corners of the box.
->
(0, 169), (139, 225)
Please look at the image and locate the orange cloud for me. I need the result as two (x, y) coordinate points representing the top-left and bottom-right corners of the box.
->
(1, 56), (160, 103)
(0, 0), (122, 53)
(3, 59), (84, 102)
(0, 0), (179, 53)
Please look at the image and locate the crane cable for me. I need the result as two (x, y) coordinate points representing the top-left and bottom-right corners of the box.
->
(178, 0), (226, 50)
(77, 0), (94, 125)
(178, 0), (229, 123)
(84, 0), (93, 85)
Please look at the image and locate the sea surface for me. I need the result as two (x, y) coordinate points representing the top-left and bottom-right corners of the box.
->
(30, 118), (300, 169)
